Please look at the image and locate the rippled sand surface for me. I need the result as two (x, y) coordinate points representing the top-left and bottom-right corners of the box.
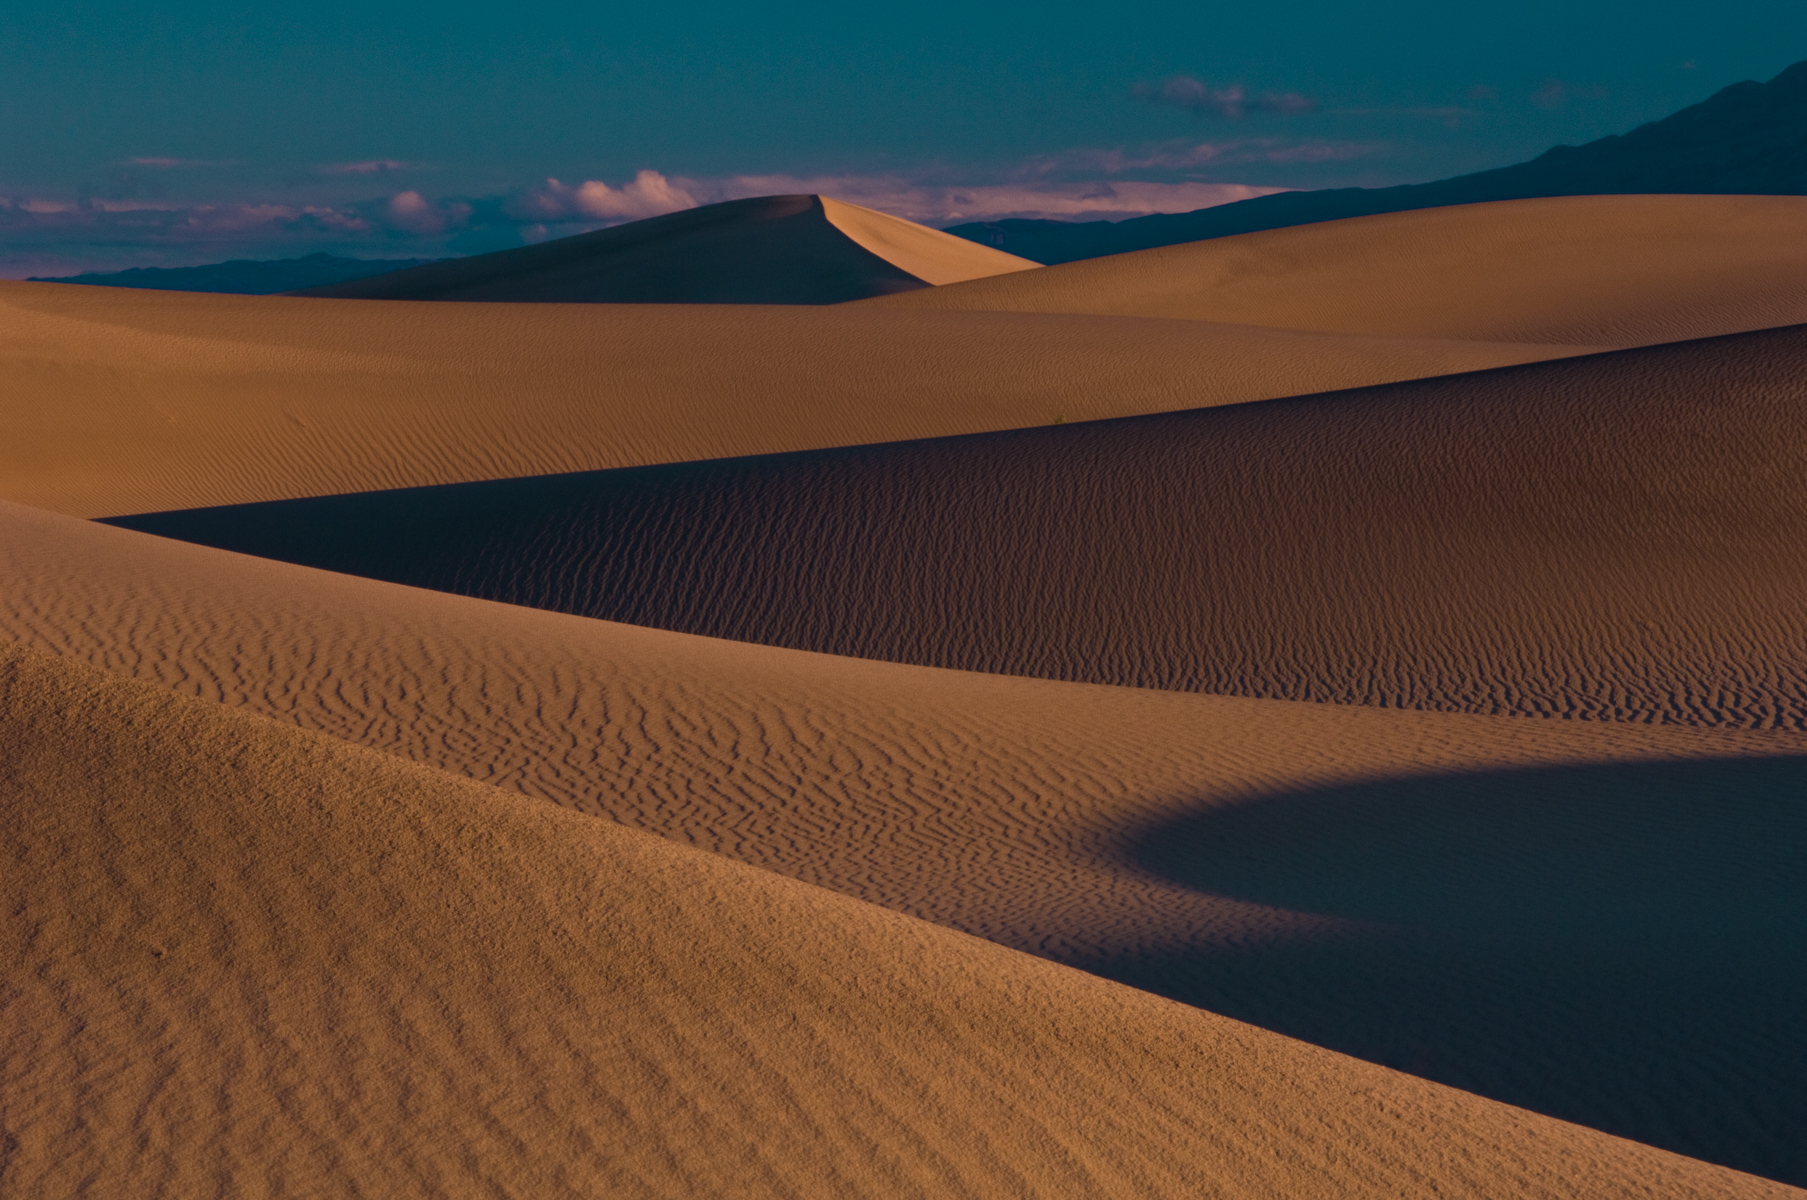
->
(3, 195), (1804, 1197)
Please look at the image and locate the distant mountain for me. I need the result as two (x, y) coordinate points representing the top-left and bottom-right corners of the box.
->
(948, 59), (1807, 264)
(30, 253), (443, 295)
(293, 195), (1036, 304)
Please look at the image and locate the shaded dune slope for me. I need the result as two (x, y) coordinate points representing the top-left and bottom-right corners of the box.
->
(291, 194), (1037, 303)
(0, 280), (1587, 517)
(113, 323), (1807, 729)
(878, 195), (1807, 347)
(8, 503), (1807, 1182)
(22, 645), (1791, 1198)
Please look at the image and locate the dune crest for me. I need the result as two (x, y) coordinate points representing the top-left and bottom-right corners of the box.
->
(818, 195), (1040, 284)
(108, 323), (1807, 730)
(871, 195), (1807, 347)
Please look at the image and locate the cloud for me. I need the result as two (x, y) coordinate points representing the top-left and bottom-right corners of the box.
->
(0, 154), (1326, 277)
(1018, 137), (1381, 180)
(511, 170), (698, 222)
(382, 190), (471, 235)
(319, 159), (422, 176)
(1135, 76), (1318, 119)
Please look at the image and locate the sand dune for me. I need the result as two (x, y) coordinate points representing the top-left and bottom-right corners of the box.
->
(291, 195), (1038, 303)
(6, 502), (1806, 1185)
(110, 323), (1807, 729)
(10, 179), (1806, 1195)
(10, 641), (1795, 1199)
(0, 277), (1598, 518)
(875, 195), (1807, 347)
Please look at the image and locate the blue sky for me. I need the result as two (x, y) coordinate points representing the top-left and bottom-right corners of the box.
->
(3, 2), (1803, 273)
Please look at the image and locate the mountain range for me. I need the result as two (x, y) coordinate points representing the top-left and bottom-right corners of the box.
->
(945, 59), (1807, 263)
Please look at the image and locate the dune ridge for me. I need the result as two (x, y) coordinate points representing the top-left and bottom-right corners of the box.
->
(0, 279), (1594, 518)
(290, 194), (1037, 303)
(817, 196), (1043, 284)
(876, 195), (1807, 347)
(7, 502), (1807, 1183)
(109, 322), (1807, 729)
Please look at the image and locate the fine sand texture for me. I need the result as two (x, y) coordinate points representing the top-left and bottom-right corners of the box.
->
(109, 323), (1807, 729)
(292, 195), (1039, 303)
(872, 195), (1807, 347)
(7, 502), (1807, 1185)
(8, 642), (1796, 1199)
(0, 279), (1592, 518)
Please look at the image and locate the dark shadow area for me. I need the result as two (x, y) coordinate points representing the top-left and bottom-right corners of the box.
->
(1111, 755), (1807, 1185)
(102, 321), (1807, 727)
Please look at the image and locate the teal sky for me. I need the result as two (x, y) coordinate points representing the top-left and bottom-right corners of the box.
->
(3, 2), (1803, 272)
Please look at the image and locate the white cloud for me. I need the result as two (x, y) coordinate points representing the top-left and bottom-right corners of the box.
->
(382, 190), (470, 235)
(513, 170), (698, 222)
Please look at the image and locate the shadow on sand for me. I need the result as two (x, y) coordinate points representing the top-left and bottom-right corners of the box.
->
(1109, 754), (1807, 1185)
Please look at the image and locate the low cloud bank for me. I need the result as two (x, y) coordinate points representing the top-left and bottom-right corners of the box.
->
(5, 141), (1370, 275)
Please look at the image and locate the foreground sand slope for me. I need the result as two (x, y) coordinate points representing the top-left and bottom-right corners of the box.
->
(294, 194), (1038, 304)
(873, 195), (1807, 346)
(113, 323), (1807, 728)
(7, 503), (1805, 1183)
(0, 280), (1587, 518)
(3, 643), (1799, 1200)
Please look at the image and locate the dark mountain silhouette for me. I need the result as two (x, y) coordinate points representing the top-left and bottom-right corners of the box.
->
(30, 253), (440, 295)
(948, 59), (1807, 263)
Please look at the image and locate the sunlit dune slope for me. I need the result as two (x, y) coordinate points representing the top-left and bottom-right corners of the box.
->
(114, 323), (1807, 729)
(818, 196), (1046, 285)
(0, 279), (1589, 518)
(7, 503), (1807, 1184)
(290, 194), (1038, 303)
(25, 645), (1792, 1199)
(871, 195), (1807, 347)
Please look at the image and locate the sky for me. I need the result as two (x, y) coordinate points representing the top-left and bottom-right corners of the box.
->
(3, 1), (1804, 274)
